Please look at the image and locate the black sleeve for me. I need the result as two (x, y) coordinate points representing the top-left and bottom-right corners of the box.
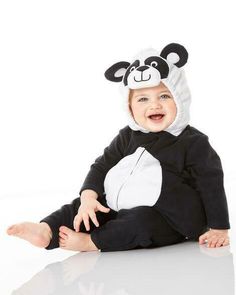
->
(79, 126), (130, 198)
(186, 134), (230, 229)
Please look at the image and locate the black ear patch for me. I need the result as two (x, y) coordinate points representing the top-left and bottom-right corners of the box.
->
(104, 61), (130, 82)
(160, 43), (188, 68)
(123, 60), (140, 86)
(144, 56), (169, 78)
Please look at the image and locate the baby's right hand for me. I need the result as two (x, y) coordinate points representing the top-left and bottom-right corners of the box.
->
(73, 195), (110, 232)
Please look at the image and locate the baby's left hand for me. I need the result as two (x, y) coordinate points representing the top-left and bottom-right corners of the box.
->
(199, 229), (230, 248)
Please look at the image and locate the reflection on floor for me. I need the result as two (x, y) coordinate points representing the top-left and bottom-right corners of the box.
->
(9, 241), (235, 295)
(1, 194), (235, 295)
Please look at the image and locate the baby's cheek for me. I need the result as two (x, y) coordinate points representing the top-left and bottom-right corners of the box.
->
(128, 104), (135, 117)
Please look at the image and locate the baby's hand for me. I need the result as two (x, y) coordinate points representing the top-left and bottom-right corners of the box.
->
(198, 229), (230, 248)
(73, 196), (110, 232)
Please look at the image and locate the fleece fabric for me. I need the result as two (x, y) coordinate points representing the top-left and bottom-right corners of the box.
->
(79, 125), (230, 239)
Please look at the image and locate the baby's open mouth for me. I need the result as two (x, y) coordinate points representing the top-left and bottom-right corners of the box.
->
(148, 114), (165, 121)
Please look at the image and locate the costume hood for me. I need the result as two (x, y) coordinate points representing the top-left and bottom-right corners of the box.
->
(104, 43), (191, 136)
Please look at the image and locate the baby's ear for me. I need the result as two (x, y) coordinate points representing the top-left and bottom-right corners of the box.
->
(104, 61), (130, 82)
(160, 43), (188, 68)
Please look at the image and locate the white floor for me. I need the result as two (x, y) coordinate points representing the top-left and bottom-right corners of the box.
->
(1, 194), (235, 295)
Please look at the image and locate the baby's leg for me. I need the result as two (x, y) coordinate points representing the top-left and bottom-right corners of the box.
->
(39, 197), (81, 249)
(7, 196), (117, 250)
(41, 196), (117, 250)
(7, 195), (116, 251)
(90, 206), (186, 252)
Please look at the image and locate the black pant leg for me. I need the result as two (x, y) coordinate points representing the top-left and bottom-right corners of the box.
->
(91, 206), (186, 252)
(40, 196), (117, 250)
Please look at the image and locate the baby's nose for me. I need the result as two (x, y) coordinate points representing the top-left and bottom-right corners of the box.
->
(150, 101), (162, 109)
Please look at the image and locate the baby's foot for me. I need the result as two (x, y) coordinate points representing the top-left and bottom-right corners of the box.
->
(7, 222), (52, 248)
(59, 226), (99, 252)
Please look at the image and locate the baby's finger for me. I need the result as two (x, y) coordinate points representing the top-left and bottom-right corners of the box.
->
(215, 237), (225, 247)
(208, 237), (218, 248)
(199, 233), (208, 244)
(207, 235), (217, 248)
(88, 211), (99, 227)
(223, 238), (230, 246)
(97, 204), (110, 213)
(74, 215), (82, 232)
(83, 214), (90, 231)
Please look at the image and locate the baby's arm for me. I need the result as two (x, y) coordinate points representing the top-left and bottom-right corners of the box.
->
(78, 126), (129, 198)
(75, 127), (129, 232)
(185, 134), (230, 247)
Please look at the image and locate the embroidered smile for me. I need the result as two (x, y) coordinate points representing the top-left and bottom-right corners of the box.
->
(134, 74), (151, 82)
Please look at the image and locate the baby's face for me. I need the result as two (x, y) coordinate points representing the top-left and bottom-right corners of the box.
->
(129, 82), (177, 132)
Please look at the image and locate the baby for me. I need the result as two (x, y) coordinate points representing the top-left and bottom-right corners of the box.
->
(7, 43), (230, 252)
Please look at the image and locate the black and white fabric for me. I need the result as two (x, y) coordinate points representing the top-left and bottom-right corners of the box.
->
(105, 43), (191, 136)
(79, 43), (230, 239)
(79, 125), (230, 239)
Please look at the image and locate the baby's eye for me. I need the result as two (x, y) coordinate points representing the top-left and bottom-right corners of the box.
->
(160, 94), (171, 100)
(138, 97), (148, 102)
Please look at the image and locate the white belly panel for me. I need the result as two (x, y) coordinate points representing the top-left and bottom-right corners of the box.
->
(104, 147), (162, 211)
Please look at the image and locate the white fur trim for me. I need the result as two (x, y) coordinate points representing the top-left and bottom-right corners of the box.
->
(119, 48), (191, 137)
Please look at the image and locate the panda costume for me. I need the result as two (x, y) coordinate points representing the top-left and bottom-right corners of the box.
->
(41, 43), (230, 252)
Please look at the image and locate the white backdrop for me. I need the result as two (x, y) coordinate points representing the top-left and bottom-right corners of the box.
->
(0, 0), (235, 224)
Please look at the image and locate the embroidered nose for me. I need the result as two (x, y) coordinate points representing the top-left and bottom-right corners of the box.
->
(137, 65), (149, 72)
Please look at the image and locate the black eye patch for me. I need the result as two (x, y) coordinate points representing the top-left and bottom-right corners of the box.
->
(144, 56), (169, 79)
(123, 60), (140, 86)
